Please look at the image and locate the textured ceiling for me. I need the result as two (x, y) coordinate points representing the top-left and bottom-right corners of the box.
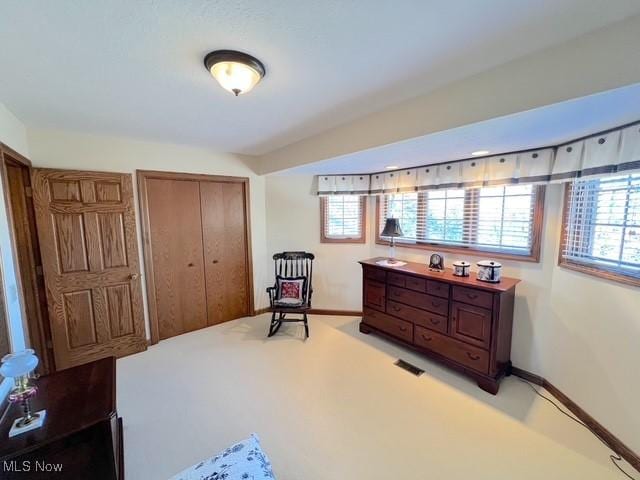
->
(1, 1), (640, 155)
(283, 83), (640, 174)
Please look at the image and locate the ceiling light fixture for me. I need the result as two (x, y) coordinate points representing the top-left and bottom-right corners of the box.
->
(385, 165), (399, 170)
(471, 150), (490, 156)
(204, 50), (266, 96)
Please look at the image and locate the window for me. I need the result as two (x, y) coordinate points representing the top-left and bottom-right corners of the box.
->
(560, 174), (640, 286)
(377, 185), (544, 261)
(320, 195), (366, 243)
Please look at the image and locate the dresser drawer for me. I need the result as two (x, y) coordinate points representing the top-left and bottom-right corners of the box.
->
(426, 280), (449, 299)
(363, 307), (413, 343)
(387, 272), (406, 287)
(364, 267), (387, 283)
(452, 286), (493, 309)
(387, 286), (448, 316)
(364, 280), (386, 312)
(387, 272), (427, 293)
(387, 300), (447, 334)
(414, 326), (489, 374)
(405, 275), (427, 293)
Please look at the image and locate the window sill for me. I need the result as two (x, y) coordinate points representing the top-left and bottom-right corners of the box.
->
(375, 238), (540, 263)
(321, 237), (366, 244)
(558, 260), (640, 288)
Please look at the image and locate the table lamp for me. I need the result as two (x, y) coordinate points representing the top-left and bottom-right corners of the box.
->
(381, 218), (404, 264)
(1, 349), (46, 437)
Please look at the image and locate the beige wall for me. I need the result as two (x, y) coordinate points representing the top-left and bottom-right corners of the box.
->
(265, 176), (369, 310)
(0, 103), (29, 157)
(27, 128), (271, 339)
(265, 175), (640, 453)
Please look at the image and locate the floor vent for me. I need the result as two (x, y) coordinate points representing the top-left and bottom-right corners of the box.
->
(394, 359), (424, 376)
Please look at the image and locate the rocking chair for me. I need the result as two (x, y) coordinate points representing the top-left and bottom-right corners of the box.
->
(266, 251), (315, 338)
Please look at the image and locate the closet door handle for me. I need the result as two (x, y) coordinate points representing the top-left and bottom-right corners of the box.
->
(129, 273), (139, 280)
(212, 260), (219, 264)
(188, 263), (194, 267)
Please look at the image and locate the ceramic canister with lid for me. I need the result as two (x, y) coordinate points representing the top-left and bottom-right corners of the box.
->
(476, 260), (502, 283)
(452, 260), (471, 277)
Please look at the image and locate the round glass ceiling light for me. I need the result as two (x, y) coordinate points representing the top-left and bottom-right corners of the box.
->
(204, 50), (266, 96)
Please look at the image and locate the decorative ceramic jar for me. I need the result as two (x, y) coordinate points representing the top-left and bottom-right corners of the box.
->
(452, 260), (470, 277)
(476, 260), (502, 283)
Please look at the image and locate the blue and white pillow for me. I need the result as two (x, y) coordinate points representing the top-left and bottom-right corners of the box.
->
(170, 434), (276, 480)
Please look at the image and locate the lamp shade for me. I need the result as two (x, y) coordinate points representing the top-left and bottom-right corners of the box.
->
(0, 349), (38, 378)
(381, 218), (403, 237)
(204, 50), (266, 96)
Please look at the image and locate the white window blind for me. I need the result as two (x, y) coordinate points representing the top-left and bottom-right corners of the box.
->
(321, 195), (365, 241)
(561, 174), (640, 279)
(379, 185), (541, 257)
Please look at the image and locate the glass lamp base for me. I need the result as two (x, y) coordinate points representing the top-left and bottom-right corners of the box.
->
(8, 409), (46, 437)
(388, 244), (396, 263)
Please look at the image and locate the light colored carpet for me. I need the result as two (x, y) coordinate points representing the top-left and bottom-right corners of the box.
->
(117, 314), (629, 480)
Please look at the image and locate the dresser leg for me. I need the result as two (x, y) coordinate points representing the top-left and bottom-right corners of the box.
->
(359, 323), (372, 334)
(477, 378), (499, 395)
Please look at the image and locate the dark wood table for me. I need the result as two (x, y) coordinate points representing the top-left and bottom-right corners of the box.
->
(0, 356), (123, 479)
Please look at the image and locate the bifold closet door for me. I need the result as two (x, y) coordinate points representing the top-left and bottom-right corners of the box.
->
(144, 178), (208, 340)
(139, 171), (254, 344)
(200, 181), (250, 325)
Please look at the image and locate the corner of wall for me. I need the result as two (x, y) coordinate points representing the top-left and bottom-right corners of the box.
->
(0, 102), (29, 157)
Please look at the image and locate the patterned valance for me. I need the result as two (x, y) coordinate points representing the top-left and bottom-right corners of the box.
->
(551, 124), (640, 182)
(316, 121), (640, 196)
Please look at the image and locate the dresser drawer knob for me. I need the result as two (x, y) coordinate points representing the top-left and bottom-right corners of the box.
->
(430, 318), (440, 325)
(399, 325), (408, 332)
(392, 305), (401, 312)
(467, 293), (478, 300)
(421, 334), (432, 342)
(466, 352), (480, 361)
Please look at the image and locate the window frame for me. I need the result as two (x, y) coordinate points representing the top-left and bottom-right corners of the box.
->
(375, 185), (545, 262)
(320, 195), (367, 244)
(558, 181), (640, 288)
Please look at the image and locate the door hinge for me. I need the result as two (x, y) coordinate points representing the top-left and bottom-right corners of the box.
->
(35, 265), (44, 276)
(25, 186), (33, 197)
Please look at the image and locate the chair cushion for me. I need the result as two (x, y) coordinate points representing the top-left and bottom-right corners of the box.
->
(169, 433), (276, 480)
(275, 275), (307, 307)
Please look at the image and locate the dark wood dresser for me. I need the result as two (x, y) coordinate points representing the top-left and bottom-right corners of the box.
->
(360, 258), (520, 394)
(0, 357), (124, 479)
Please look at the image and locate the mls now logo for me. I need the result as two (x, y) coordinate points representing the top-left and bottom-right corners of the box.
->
(3, 460), (63, 473)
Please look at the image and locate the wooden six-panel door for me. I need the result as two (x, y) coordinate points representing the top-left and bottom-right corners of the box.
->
(32, 169), (146, 369)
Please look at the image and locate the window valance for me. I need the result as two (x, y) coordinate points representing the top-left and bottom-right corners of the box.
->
(316, 121), (640, 196)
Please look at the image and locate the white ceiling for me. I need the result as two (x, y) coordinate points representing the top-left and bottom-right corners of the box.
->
(1, 1), (639, 155)
(283, 83), (640, 174)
